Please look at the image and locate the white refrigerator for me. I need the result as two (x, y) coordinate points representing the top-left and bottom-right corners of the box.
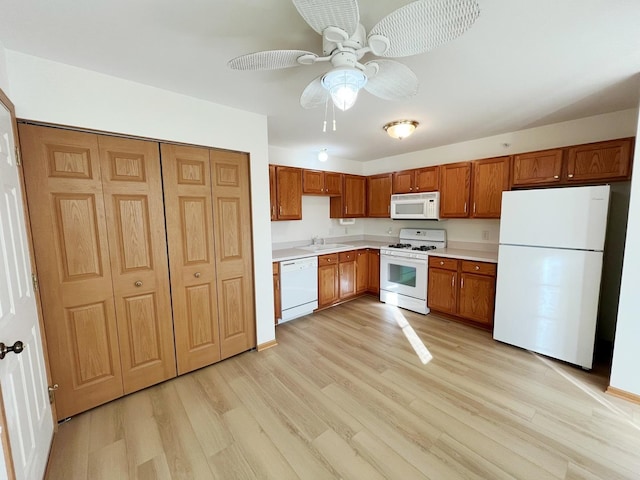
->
(493, 185), (610, 369)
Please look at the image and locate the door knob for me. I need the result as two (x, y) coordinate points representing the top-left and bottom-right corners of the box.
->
(194, 272), (201, 278)
(134, 281), (143, 287)
(0, 341), (24, 360)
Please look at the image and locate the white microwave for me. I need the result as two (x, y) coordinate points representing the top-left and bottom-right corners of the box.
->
(390, 192), (440, 220)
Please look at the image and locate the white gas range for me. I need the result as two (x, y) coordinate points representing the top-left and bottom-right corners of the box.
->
(380, 228), (447, 314)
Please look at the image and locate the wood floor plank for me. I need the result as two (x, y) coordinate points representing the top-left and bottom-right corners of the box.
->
(45, 297), (640, 480)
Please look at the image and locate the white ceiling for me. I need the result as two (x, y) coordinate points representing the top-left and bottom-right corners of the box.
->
(1, 0), (639, 161)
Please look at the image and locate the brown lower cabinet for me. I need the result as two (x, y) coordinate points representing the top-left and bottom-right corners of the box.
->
(427, 255), (497, 329)
(317, 248), (380, 310)
(20, 124), (255, 420)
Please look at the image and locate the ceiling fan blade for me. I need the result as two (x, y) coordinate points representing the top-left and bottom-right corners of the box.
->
(228, 50), (317, 70)
(368, 0), (480, 58)
(363, 60), (418, 100)
(300, 75), (328, 109)
(292, 0), (360, 37)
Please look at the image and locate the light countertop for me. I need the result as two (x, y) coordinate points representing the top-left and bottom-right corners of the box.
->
(272, 242), (498, 263)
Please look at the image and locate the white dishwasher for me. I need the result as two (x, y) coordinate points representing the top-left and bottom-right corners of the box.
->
(280, 256), (318, 323)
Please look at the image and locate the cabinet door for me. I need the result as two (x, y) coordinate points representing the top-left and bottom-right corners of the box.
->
(566, 139), (632, 183)
(367, 249), (380, 294)
(511, 149), (563, 186)
(344, 175), (367, 217)
(415, 166), (439, 192)
(275, 166), (302, 220)
(471, 157), (510, 218)
(273, 263), (281, 324)
(367, 173), (392, 217)
(355, 250), (369, 294)
(458, 273), (495, 326)
(392, 170), (415, 193)
(339, 261), (357, 299)
(99, 136), (177, 394)
(269, 164), (277, 220)
(324, 172), (342, 196)
(20, 125), (124, 420)
(210, 150), (256, 360)
(161, 144), (221, 374)
(427, 268), (457, 314)
(439, 162), (471, 218)
(318, 264), (339, 308)
(302, 169), (325, 194)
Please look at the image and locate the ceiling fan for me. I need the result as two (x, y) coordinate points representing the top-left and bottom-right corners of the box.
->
(228, 0), (481, 112)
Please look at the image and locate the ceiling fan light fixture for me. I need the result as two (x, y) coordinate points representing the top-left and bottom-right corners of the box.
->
(322, 68), (367, 111)
(318, 148), (329, 162)
(384, 120), (419, 140)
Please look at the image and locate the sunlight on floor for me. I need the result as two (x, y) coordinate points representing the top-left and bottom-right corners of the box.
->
(390, 307), (433, 365)
(534, 353), (640, 432)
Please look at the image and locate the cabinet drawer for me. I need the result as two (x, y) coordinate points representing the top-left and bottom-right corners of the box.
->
(428, 256), (458, 270)
(339, 250), (356, 262)
(318, 254), (339, 266)
(461, 260), (496, 276)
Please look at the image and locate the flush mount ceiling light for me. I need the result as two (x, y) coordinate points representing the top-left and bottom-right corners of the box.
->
(384, 120), (419, 140)
(321, 67), (367, 111)
(318, 148), (329, 162)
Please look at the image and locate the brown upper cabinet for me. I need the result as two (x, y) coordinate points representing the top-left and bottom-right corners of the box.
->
(367, 173), (392, 217)
(392, 166), (439, 193)
(566, 138), (633, 183)
(471, 156), (511, 218)
(511, 138), (633, 187)
(330, 174), (367, 218)
(303, 169), (342, 195)
(439, 162), (472, 218)
(270, 165), (302, 220)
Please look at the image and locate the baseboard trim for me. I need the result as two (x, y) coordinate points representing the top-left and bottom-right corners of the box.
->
(257, 339), (278, 352)
(606, 386), (640, 405)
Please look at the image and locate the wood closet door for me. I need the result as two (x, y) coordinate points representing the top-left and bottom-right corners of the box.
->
(19, 125), (123, 420)
(99, 136), (177, 392)
(161, 144), (221, 374)
(210, 150), (256, 359)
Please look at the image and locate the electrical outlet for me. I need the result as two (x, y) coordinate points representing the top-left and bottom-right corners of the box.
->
(482, 230), (490, 241)
(387, 227), (393, 235)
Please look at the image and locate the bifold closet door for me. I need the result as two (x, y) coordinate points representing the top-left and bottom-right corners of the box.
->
(20, 125), (177, 419)
(98, 136), (177, 393)
(161, 144), (221, 374)
(19, 125), (124, 419)
(210, 150), (256, 359)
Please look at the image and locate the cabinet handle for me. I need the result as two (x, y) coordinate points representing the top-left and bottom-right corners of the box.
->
(568, 174), (574, 178)
(440, 261), (444, 266)
(272, 205), (275, 217)
(194, 272), (201, 278)
(279, 205), (283, 215)
(475, 265), (479, 270)
(409, 187), (413, 191)
(461, 278), (464, 288)
(451, 276), (455, 287)
(387, 205), (390, 213)
(473, 202), (476, 214)
(327, 258), (331, 262)
(553, 175), (560, 179)
(464, 202), (467, 213)
(135, 281), (142, 287)
(345, 206), (348, 214)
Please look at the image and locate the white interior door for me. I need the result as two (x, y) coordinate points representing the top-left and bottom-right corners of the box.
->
(0, 94), (53, 479)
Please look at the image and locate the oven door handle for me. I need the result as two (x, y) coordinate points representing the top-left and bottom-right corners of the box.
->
(381, 255), (428, 268)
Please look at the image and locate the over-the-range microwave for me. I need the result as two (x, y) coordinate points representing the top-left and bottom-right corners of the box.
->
(390, 191), (440, 220)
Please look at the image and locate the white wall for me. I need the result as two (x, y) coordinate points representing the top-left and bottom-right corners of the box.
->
(364, 109), (639, 174)
(609, 106), (640, 397)
(6, 51), (276, 346)
(0, 42), (8, 94)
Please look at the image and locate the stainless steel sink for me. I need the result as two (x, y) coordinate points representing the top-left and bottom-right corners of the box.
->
(298, 243), (353, 252)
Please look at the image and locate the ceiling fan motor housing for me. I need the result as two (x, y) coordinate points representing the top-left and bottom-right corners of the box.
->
(323, 24), (366, 57)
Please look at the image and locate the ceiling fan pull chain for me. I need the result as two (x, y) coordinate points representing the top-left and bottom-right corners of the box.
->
(322, 97), (329, 132)
(332, 102), (336, 131)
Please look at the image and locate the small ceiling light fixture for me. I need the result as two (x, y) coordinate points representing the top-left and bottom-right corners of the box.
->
(321, 67), (367, 111)
(318, 148), (329, 162)
(384, 120), (419, 140)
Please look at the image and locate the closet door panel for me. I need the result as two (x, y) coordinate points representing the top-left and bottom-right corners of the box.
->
(210, 150), (256, 359)
(99, 136), (176, 393)
(19, 125), (123, 420)
(162, 144), (221, 374)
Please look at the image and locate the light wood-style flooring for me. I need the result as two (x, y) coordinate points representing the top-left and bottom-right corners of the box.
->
(46, 297), (640, 479)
